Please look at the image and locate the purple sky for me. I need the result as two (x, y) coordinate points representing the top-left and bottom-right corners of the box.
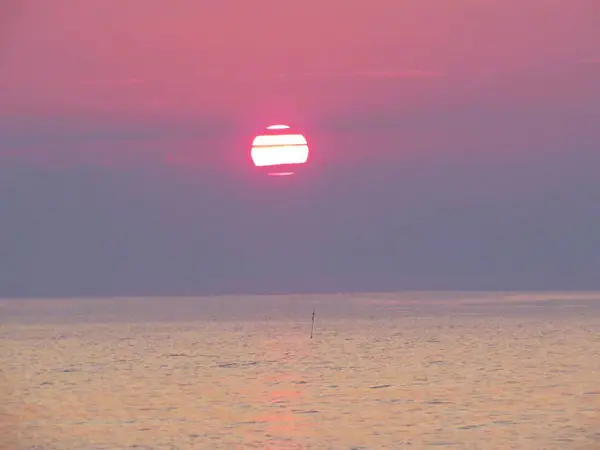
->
(1, 1), (599, 296)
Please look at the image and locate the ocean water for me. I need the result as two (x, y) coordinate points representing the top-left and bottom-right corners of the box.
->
(1, 292), (600, 449)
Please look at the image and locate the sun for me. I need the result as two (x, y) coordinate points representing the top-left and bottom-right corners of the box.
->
(251, 124), (309, 175)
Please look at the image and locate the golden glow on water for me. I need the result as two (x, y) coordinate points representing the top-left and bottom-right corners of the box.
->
(1, 294), (600, 449)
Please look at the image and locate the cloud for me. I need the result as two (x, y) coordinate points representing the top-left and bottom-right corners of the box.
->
(579, 58), (600, 64)
(353, 69), (443, 79)
(78, 78), (146, 86)
(275, 69), (443, 81)
(0, 114), (236, 170)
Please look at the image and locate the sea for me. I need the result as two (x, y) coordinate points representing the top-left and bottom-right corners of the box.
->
(1, 292), (599, 449)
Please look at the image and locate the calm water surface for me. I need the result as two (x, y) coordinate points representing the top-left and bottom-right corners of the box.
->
(1, 292), (599, 449)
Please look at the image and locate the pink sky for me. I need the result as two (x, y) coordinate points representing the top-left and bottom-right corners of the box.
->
(2, 0), (599, 119)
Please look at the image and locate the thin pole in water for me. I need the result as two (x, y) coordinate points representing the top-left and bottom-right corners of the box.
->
(310, 307), (315, 339)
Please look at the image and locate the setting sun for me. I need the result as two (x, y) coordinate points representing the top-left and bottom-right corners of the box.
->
(251, 124), (309, 175)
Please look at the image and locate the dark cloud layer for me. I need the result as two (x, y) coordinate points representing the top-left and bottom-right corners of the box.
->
(2, 107), (599, 297)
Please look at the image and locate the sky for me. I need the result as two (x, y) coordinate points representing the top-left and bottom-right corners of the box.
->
(1, 0), (600, 297)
